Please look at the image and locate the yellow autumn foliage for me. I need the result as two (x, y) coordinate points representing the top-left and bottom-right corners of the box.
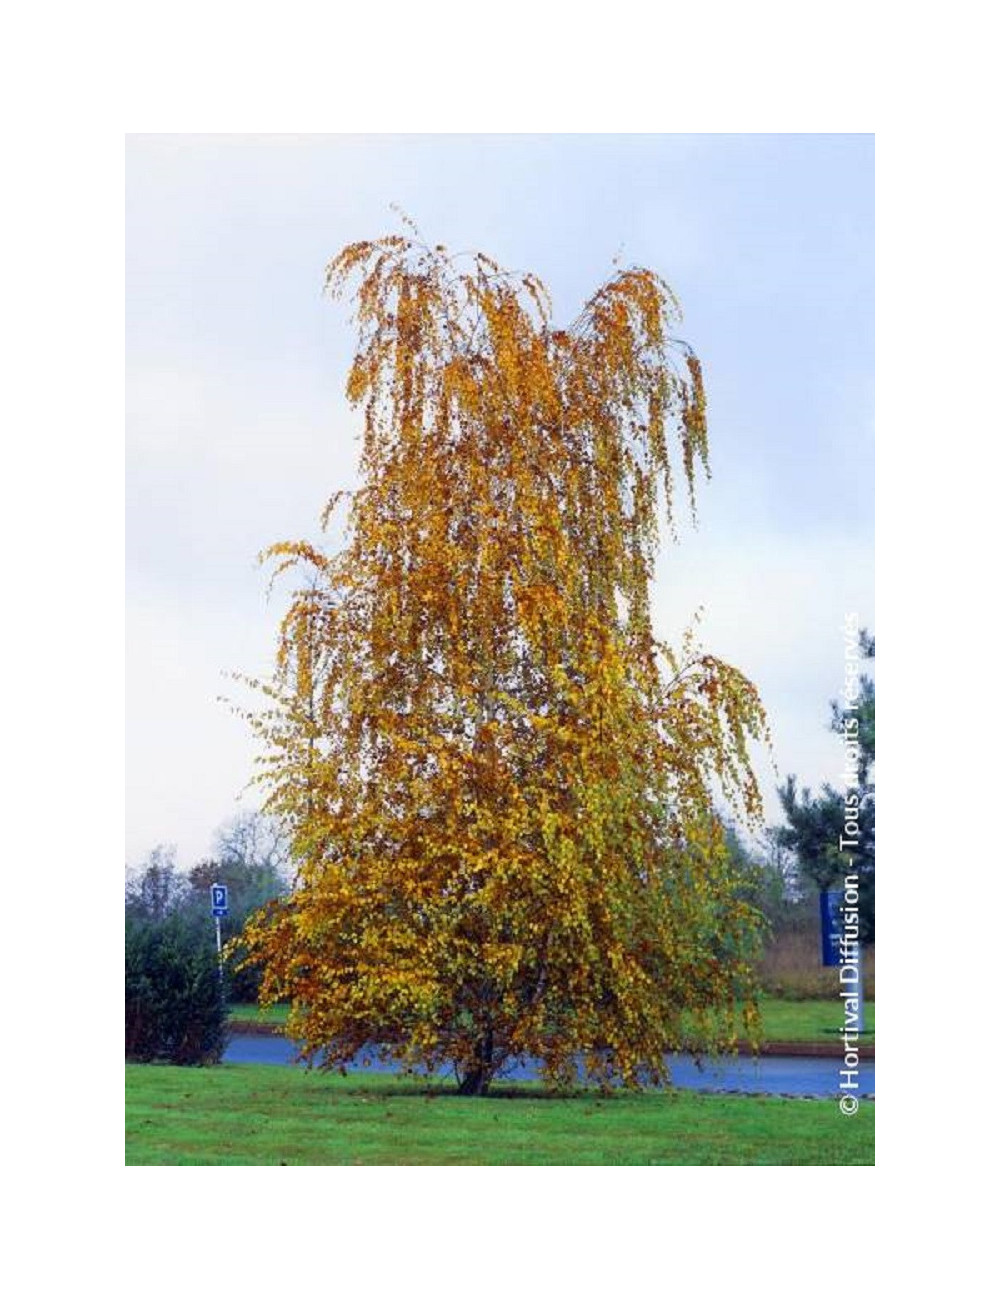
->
(238, 233), (769, 1093)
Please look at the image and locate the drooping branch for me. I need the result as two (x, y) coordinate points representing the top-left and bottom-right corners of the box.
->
(238, 233), (769, 1092)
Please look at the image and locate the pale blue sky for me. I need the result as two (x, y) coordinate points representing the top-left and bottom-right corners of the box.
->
(126, 134), (874, 867)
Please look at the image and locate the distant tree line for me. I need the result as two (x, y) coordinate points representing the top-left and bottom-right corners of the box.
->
(775, 629), (875, 944)
(723, 628), (875, 996)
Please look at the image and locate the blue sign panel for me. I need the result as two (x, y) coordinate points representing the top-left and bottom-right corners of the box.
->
(211, 883), (229, 917)
(819, 889), (844, 966)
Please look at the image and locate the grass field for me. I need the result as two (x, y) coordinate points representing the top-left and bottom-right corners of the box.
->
(755, 996), (874, 1042)
(228, 995), (875, 1045)
(125, 1064), (874, 1165)
(230, 1001), (289, 1025)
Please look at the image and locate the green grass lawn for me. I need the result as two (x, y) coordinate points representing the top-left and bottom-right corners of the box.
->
(228, 996), (875, 1046)
(125, 1064), (874, 1165)
(229, 1001), (290, 1026)
(756, 996), (874, 1043)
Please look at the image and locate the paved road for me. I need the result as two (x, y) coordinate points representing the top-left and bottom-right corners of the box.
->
(223, 1034), (874, 1097)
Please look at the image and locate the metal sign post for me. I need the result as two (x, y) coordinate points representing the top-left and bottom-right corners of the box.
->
(211, 883), (229, 993)
(819, 889), (844, 967)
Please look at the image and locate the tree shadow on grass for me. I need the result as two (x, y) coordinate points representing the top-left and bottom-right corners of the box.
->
(334, 1076), (675, 1103)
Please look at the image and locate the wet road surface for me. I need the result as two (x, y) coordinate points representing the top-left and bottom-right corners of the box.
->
(223, 1034), (874, 1097)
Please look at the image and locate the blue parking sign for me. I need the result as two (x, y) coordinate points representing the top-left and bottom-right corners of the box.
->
(819, 889), (844, 966)
(211, 883), (229, 917)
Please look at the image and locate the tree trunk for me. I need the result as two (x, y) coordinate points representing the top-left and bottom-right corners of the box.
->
(457, 1066), (490, 1096)
(457, 1026), (494, 1095)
